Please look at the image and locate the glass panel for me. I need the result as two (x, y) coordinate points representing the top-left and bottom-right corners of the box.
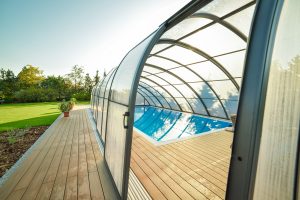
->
(215, 50), (246, 77)
(173, 84), (197, 98)
(138, 88), (161, 107)
(163, 85), (183, 98)
(110, 32), (156, 105)
(254, 0), (300, 199)
(146, 56), (180, 70)
(182, 23), (246, 56)
(143, 66), (163, 74)
(140, 78), (159, 88)
(169, 67), (201, 82)
(175, 97), (192, 112)
(135, 92), (145, 105)
(189, 98), (207, 115)
(196, 0), (251, 17)
(105, 69), (117, 98)
(224, 5), (256, 36)
(187, 61), (228, 80)
(151, 86), (171, 98)
(210, 80), (239, 100)
(161, 18), (212, 40)
(165, 97), (180, 111)
(203, 99), (227, 118)
(96, 97), (104, 136)
(189, 82), (219, 99)
(105, 102), (128, 195)
(150, 44), (171, 54)
(142, 75), (169, 86)
(221, 100), (238, 116)
(158, 46), (206, 65)
(101, 99), (108, 142)
(156, 72), (183, 84)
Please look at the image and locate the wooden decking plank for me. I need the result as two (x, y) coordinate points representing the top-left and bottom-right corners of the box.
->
(64, 175), (77, 200)
(131, 149), (197, 200)
(50, 113), (78, 200)
(130, 160), (166, 200)
(133, 137), (222, 199)
(84, 110), (117, 200)
(136, 136), (227, 191)
(77, 111), (91, 200)
(64, 111), (80, 200)
(6, 188), (26, 200)
(0, 120), (62, 200)
(131, 142), (211, 200)
(133, 131), (227, 199)
(35, 181), (55, 200)
(89, 171), (105, 200)
(43, 119), (73, 183)
(131, 150), (181, 200)
(13, 121), (62, 191)
(163, 144), (229, 183)
(20, 118), (71, 200)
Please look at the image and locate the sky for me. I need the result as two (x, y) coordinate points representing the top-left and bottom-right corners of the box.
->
(0, 0), (190, 77)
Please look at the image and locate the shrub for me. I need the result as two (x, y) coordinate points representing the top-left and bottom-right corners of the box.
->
(71, 92), (90, 101)
(14, 88), (58, 102)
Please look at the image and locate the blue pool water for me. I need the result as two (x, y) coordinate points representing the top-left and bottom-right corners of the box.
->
(134, 106), (232, 143)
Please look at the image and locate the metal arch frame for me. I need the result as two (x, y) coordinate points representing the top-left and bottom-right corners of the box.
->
(189, 13), (247, 42)
(157, 39), (240, 90)
(139, 81), (172, 109)
(138, 84), (164, 108)
(145, 63), (211, 116)
(148, 54), (231, 119)
(140, 76), (183, 111)
(141, 71), (196, 113)
(136, 91), (151, 105)
(137, 88), (158, 107)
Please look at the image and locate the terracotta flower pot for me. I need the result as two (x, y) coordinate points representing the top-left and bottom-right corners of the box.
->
(64, 112), (69, 117)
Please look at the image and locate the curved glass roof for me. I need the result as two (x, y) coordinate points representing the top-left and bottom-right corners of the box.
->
(136, 0), (256, 120)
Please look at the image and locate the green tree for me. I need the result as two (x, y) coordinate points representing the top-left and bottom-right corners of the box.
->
(41, 75), (70, 100)
(0, 68), (18, 100)
(94, 70), (100, 85)
(84, 73), (93, 94)
(17, 65), (44, 88)
(67, 65), (84, 91)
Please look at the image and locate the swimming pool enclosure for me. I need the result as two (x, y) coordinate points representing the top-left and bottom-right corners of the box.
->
(91, 0), (300, 199)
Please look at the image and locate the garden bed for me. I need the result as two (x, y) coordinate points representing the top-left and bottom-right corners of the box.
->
(0, 126), (48, 177)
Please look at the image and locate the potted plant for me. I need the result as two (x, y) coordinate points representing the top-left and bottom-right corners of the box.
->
(58, 100), (72, 117)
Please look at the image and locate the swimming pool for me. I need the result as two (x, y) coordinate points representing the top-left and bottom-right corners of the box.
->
(134, 106), (232, 144)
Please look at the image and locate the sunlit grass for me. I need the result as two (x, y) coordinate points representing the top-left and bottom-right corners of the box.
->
(0, 102), (61, 132)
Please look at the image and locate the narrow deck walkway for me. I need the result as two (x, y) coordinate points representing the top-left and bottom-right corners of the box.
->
(130, 130), (233, 200)
(0, 108), (118, 200)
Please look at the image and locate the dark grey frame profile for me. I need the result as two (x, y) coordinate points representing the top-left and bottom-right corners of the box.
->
(226, 0), (284, 199)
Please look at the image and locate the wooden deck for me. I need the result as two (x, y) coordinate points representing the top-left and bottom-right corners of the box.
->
(0, 108), (118, 200)
(130, 130), (233, 200)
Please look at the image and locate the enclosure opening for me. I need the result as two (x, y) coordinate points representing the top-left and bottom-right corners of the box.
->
(129, 0), (256, 199)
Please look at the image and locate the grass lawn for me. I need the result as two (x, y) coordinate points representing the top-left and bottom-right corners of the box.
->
(0, 102), (61, 132)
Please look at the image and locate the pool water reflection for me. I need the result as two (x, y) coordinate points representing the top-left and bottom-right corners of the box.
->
(134, 106), (232, 143)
